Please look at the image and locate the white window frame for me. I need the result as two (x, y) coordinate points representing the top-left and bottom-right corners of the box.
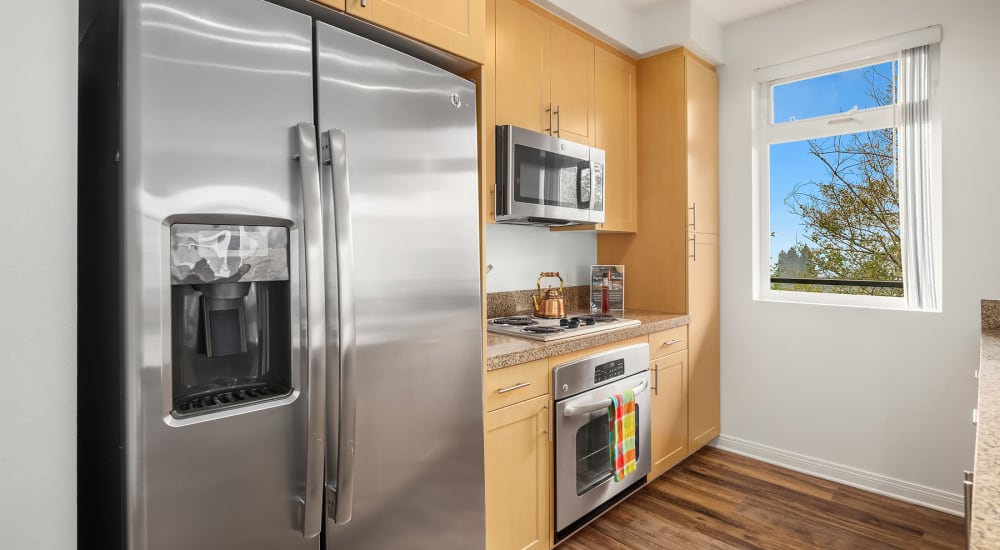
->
(751, 26), (942, 311)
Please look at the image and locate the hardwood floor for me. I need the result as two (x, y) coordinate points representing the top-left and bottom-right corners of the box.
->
(561, 447), (965, 550)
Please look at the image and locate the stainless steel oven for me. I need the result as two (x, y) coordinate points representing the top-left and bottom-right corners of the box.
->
(495, 125), (605, 226)
(552, 343), (651, 537)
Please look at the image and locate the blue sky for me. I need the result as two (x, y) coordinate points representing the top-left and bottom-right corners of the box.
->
(768, 61), (895, 263)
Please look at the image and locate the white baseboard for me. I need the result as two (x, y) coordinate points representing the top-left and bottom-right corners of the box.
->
(711, 434), (964, 516)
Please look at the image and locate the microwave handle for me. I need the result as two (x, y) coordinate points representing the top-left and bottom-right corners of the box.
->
(590, 158), (603, 212)
(576, 160), (591, 208)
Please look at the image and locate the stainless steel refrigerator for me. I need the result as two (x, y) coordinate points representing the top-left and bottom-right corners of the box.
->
(77, 1), (485, 548)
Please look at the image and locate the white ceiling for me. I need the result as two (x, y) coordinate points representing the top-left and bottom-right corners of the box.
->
(619, 0), (808, 26)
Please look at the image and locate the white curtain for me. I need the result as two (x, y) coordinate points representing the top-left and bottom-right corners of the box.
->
(898, 44), (937, 310)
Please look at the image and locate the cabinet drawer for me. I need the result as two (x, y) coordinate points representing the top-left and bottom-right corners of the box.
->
(649, 326), (688, 359)
(485, 358), (549, 412)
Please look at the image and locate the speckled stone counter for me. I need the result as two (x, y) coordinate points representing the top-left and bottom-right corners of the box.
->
(972, 300), (1000, 549)
(486, 310), (689, 370)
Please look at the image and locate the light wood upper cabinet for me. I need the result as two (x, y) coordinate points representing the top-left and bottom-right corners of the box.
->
(485, 394), (551, 550)
(594, 46), (637, 233)
(346, 0), (486, 63)
(311, 0), (346, 10)
(688, 232), (719, 452)
(686, 56), (719, 234)
(549, 24), (595, 145)
(598, 47), (718, 310)
(649, 350), (688, 479)
(494, 0), (594, 145)
(494, 0), (550, 133)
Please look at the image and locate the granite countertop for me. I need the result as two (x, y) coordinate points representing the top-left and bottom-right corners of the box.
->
(972, 328), (1000, 548)
(486, 309), (689, 370)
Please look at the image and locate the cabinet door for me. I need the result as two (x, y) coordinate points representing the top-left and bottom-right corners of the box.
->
(312, 0), (346, 10)
(485, 394), (551, 550)
(549, 24), (595, 145)
(346, 0), (486, 63)
(649, 350), (687, 479)
(594, 47), (636, 233)
(685, 55), (719, 234)
(495, 0), (550, 134)
(688, 232), (720, 451)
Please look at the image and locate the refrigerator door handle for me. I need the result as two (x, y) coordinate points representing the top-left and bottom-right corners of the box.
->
(294, 122), (327, 539)
(323, 128), (358, 525)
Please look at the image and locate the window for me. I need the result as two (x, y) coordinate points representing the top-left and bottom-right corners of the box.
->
(754, 27), (941, 310)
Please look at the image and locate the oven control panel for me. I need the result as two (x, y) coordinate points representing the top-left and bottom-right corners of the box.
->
(594, 359), (625, 384)
(552, 343), (650, 399)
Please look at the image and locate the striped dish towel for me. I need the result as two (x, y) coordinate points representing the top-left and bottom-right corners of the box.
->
(608, 389), (636, 482)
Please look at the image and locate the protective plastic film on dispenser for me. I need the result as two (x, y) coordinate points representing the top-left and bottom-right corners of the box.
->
(169, 224), (289, 285)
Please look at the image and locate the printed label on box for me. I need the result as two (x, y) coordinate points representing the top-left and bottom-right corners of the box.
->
(590, 265), (624, 313)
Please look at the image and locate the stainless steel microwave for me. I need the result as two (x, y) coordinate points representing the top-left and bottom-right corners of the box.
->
(495, 125), (605, 226)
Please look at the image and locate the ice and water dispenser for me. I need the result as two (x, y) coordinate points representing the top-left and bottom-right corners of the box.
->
(169, 224), (292, 416)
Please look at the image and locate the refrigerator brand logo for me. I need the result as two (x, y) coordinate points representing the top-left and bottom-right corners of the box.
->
(451, 94), (461, 108)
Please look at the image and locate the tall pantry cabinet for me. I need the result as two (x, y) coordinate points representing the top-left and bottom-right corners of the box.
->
(598, 47), (720, 454)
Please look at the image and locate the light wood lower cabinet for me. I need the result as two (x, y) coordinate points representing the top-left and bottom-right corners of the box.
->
(688, 232), (720, 451)
(649, 350), (688, 479)
(485, 393), (551, 550)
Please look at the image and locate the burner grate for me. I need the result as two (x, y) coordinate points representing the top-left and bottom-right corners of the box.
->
(489, 316), (539, 327)
(523, 326), (564, 334)
(579, 313), (618, 323)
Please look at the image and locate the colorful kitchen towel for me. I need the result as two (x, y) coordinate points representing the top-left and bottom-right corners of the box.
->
(608, 389), (636, 482)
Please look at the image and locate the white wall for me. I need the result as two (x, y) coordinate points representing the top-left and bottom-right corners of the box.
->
(719, 0), (1000, 511)
(531, 0), (726, 63)
(0, 1), (78, 547)
(485, 224), (596, 291)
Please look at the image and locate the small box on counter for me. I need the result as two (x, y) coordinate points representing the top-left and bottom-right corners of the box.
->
(590, 265), (624, 313)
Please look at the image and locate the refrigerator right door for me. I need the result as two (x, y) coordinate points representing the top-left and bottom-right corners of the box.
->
(314, 23), (486, 550)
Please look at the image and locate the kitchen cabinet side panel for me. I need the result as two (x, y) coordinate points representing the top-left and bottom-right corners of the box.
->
(473, 0), (496, 225)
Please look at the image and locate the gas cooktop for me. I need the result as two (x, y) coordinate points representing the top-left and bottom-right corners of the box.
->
(487, 314), (640, 342)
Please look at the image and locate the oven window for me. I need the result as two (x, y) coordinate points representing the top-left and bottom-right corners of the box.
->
(513, 144), (591, 209)
(574, 405), (640, 496)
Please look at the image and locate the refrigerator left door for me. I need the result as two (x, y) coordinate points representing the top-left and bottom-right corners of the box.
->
(120, 1), (320, 549)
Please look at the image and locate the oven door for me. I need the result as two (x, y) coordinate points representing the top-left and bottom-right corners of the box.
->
(554, 370), (651, 533)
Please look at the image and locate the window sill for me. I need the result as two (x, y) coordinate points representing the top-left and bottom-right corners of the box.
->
(754, 289), (940, 313)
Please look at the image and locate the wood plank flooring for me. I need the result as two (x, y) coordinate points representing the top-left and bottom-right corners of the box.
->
(561, 447), (964, 550)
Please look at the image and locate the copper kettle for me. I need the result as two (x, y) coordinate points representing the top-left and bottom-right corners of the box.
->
(532, 272), (566, 319)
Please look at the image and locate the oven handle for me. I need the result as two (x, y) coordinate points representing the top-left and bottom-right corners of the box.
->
(561, 379), (648, 417)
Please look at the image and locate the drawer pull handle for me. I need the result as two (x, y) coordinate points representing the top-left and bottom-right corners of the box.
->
(497, 382), (531, 394)
(662, 339), (682, 346)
